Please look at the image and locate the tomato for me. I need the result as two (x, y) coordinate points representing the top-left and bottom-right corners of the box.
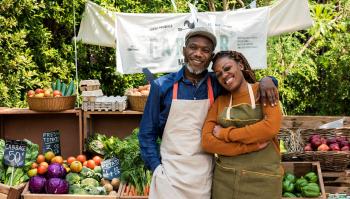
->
(27, 168), (37, 177)
(83, 161), (88, 167)
(51, 156), (63, 164)
(36, 154), (45, 164)
(44, 151), (55, 162)
(66, 156), (76, 165)
(86, 160), (95, 170)
(92, 156), (102, 166)
(70, 161), (83, 173)
(37, 165), (47, 175)
(76, 154), (86, 163)
(31, 162), (38, 169)
(39, 161), (49, 169)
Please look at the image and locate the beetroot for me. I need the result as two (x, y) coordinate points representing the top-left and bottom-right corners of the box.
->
(336, 136), (347, 142)
(311, 137), (322, 150)
(327, 137), (337, 145)
(320, 137), (327, 144)
(329, 143), (340, 151)
(341, 146), (350, 151)
(339, 140), (349, 148)
(309, 134), (321, 143)
(304, 143), (313, 151)
(317, 143), (330, 151)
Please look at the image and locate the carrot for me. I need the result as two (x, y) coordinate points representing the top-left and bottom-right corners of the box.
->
(124, 185), (130, 196)
(128, 185), (134, 196)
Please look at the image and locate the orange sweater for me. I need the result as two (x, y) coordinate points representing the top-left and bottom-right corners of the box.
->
(201, 82), (282, 156)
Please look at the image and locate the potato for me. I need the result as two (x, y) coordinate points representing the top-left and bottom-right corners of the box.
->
(104, 183), (113, 193)
(111, 178), (120, 189)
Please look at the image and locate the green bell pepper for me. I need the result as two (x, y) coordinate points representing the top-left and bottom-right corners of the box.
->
(305, 171), (318, 183)
(301, 183), (321, 197)
(295, 177), (309, 192)
(283, 180), (295, 193)
(284, 172), (296, 183)
(283, 192), (297, 197)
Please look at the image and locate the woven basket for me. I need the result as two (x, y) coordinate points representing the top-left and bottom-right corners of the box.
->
(278, 128), (305, 161)
(126, 95), (148, 112)
(27, 96), (76, 112)
(298, 128), (350, 171)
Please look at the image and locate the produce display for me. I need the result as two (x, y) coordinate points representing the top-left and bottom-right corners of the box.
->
(0, 139), (39, 186)
(27, 151), (117, 195)
(85, 128), (151, 196)
(282, 171), (321, 198)
(124, 84), (150, 96)
(304, 134), (349, 152)
(27, 79), (76, 98)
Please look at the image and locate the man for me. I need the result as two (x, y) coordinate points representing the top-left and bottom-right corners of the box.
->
(138, 27), (278, 199)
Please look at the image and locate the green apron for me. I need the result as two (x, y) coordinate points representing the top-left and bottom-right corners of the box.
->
(212, 84), (282, 199)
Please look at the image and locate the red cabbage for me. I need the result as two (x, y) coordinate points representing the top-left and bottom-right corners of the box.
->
(45, 178), (69, 194)
(47, 163), (66, 179)
(29, 176), (46, 193)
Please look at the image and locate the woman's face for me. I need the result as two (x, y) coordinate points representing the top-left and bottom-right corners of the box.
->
(213, 56), (245, 92)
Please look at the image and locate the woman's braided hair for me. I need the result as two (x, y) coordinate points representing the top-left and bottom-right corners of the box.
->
(212, 50), (256, 84)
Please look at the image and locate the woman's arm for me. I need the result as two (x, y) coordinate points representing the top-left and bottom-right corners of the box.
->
(202, 98), (263, 156)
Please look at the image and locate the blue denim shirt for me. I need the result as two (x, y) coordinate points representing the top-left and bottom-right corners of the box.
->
(138, 66), (222, 172)
(138, 66), (278, 172)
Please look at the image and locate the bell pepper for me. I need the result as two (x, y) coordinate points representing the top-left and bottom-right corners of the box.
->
(283, 192), (297, 197)
(305, 171), (318, 183)
(284, 172), (296, 183)
(282, 180), (295, 193)
(295, 177), (309, 192)
(301, 183), (321, 197)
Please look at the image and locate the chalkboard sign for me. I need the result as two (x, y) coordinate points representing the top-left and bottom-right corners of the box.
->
(101, 158), (121, 180)
(42, 130), (61, 155)
(4, 140), (27, 167)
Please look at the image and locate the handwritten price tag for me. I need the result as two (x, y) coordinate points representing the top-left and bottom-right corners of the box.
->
(4, 140), (27, 167)
(101, 158), (121, 180)
(42, 130), (61, 155)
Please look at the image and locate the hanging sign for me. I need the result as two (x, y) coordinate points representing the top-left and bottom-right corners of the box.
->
(4, 140), (27, 167)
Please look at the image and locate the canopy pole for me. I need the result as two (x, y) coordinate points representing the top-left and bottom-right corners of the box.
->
(73, 0), (80, 107)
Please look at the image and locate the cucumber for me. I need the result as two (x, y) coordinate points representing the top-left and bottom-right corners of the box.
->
(65, 81), (75, 96)
(61, 83), (67, 96)
(51, 82), (56, 90)
(56, 79), (61, 91)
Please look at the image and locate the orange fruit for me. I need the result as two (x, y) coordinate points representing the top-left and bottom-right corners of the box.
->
(31, 162), (38, 169)
(39, 161), (49, 169)
(86, 160), (96, 170)
(76, 154), (86, 163)
(36, 154), (45, 164)
(37, 165), (47, 175)
(66, 156), (76, 165)
(51, 156), (63, 164)
(92, 156), (102, 166)
(70, 161), (83, 173)
(44, 151), (55, 162)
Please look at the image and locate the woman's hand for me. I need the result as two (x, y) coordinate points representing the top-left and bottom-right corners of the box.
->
(260, 77), (278, 107)
(258, 141), (270, 149)
(213, 125), (224, 140)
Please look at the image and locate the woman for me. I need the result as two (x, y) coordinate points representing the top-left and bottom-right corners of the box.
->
(202, 50), (283, 199)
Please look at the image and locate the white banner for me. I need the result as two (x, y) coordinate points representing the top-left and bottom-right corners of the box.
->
(77, 0), (313, 74)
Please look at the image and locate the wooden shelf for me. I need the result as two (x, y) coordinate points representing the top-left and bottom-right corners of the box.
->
(0, 107), (80, 115)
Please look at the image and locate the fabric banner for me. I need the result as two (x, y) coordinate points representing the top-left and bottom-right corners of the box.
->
(77, 0), (313, 74)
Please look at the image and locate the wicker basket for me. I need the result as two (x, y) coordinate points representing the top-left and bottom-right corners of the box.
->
(278, 128), (305, 161)
(298, 128), (350, 171)
(27, 96), (76, 112)
(126, 95), (148, 112)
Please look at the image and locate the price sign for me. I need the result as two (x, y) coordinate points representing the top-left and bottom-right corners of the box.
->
(42, 130), (61, 155)
(101, 158), (121, 180)
(4, 140), (27, 167)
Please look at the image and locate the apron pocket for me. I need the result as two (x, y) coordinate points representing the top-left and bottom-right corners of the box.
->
(212, 162), (237, 199)
(236, 169), (282, 199)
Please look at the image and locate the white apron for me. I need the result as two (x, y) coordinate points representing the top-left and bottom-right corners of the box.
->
(149, 77), (215, 199)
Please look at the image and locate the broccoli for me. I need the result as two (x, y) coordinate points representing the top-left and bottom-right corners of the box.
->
(79, 167), (95, 179)
(81, 178), (99, 187)
(66, 172), (81, 185)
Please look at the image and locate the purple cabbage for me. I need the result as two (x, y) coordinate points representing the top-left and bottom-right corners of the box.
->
(47, 163), (66, 179)
(45, 178), (69, 194)
(29, 176), (46, 193)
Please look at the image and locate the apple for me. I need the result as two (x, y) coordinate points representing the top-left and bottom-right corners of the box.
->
(35, 93), (45, 98)
(44, 90), (52, 97)
(53, 90), (62, 97)
(27, 90), (35, 97)
(35, 88), (44, 94)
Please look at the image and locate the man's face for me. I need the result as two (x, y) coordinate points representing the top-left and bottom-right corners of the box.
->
(183, 36), (214, 74)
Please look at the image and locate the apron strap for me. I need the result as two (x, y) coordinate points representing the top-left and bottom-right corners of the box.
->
(173, 77), (214, 106)
(226, 83), (256, 120)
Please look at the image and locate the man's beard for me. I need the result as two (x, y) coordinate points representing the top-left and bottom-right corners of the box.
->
(186, 64), (206, 75)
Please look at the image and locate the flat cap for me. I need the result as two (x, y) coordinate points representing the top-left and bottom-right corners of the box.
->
(185, 27), (217, 49)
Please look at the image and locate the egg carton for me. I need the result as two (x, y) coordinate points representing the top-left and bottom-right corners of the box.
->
(82, 96), (127, 111)
(79, 79), (101, 91)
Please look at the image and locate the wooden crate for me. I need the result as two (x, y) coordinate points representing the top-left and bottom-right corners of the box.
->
(0, 183), (26, 199)
(282, 162), (326, 199)
(118, 183), (148, 199)
(322, 170), (350, 195)
(21, 183), (118, 199)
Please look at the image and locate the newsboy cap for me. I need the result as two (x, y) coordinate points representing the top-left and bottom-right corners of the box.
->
(185, 27), (217, 49)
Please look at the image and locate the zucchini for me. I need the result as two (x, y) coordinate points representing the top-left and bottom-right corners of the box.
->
(65, 81), (75, 96)
(61, 83), (67, 96)
(51, 82), (56, 90)
(56, 79), (61, 91)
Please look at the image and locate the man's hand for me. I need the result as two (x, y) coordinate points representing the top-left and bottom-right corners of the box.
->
(260, 77), (279, 107)
(213, 125), (224, 140)
(258, 141), (270, 150)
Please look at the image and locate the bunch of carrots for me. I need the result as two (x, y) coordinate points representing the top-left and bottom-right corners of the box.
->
(121, 183), (150, 196)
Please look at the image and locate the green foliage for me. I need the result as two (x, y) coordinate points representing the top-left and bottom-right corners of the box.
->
(0, 0), (349, 115)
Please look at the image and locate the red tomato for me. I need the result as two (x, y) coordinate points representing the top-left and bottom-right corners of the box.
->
(37, 165), (47, 175)
(67, 156), (76, 165)
(76, 154), (86, 163)
(92, 156), (102, 166)
(86, 160), (96, 170)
